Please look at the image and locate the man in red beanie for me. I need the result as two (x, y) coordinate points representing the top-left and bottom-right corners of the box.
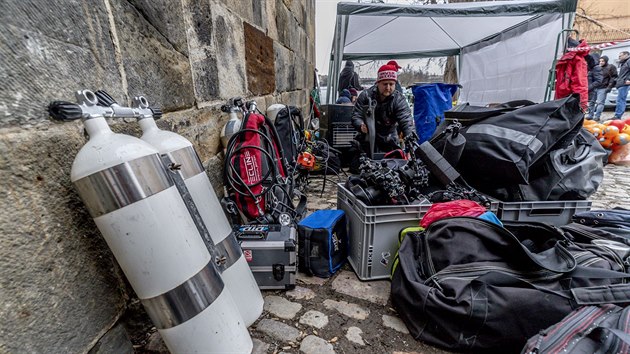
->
(349, 64), (415, 171)
(386, 60), (404, 93)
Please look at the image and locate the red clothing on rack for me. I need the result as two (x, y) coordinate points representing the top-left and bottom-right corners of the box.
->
(555, 40), (589, 109)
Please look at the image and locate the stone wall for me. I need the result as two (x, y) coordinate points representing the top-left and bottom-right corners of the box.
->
(0, 0), (315, 352)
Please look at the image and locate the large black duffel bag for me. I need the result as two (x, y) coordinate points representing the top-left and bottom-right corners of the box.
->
(434, 94), (584, 186)
(391, 217), (630, 352)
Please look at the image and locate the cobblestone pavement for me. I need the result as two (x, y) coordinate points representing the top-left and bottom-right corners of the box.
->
(247, 158), (630, 354)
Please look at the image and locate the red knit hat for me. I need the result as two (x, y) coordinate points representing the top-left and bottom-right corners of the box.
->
(386, 60), (402, 70)
(377, 64), (398, 82)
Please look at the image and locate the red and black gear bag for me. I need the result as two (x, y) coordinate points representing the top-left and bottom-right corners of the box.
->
(226, 112), (286, 221)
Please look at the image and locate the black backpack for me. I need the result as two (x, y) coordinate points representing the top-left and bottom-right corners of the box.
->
(391, 217), (630, 352)
(274, 105), (304, 165)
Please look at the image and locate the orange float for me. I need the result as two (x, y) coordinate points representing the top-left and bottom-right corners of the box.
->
(614, 133), (630, 146)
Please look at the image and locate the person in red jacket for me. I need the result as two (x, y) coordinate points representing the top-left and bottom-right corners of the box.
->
(555, 39), (589, 109)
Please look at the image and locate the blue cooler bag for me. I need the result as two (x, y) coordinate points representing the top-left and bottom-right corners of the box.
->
(412, 83), (459, 143)
(297, 210), (348, 278)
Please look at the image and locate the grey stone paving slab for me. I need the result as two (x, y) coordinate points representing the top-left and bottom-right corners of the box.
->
(345, 326), (365, 346)
(296, 272), (328, 285)
(287, 286), (316, 300)
(323, 299), (370, 320)
(252, 338), (270, 354)
(299, 310), (329, 329)
(256, 319), (301, 342)
(331, 270), (390, 305)
(383, 315), (410, 334)
(299, 335), (335, 354)
(264, 295), (302, 319)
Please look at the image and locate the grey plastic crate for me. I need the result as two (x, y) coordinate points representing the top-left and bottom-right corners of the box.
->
(498, 200), (592, 226)
(337, 183), (430, 280)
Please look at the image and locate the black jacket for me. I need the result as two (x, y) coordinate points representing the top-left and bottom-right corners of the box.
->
(338, 61), (361, 93)
(616, 58), (630, 88)
(601, 63), (618, 91)
(587, 54), (603, 92)
(351, 85), (414, 143)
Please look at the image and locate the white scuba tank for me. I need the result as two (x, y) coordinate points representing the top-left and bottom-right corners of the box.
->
(134, 96), (264, 327)
(63, 90), (252, 354)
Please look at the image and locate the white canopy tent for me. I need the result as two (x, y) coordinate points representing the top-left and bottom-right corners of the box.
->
(327, 0), (578, 105)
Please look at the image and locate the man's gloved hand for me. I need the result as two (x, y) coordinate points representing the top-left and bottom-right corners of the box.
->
(405, 131), (419, 143)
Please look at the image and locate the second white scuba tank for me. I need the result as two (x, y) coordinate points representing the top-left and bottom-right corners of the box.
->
(51, 90), (252, 354)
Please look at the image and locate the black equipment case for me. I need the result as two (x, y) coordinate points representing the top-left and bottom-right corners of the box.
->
(235, 224), (297, 290)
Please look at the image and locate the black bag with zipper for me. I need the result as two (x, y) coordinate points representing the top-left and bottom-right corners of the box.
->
(521, 304), (630, 354)
(490, 128), (607, 202)
(573, 208), (630, 234)
(391, 217), (630, 352)
(433, 94), (584, 187)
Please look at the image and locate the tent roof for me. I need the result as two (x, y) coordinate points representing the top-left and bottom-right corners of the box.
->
(335, 0), (578, 60)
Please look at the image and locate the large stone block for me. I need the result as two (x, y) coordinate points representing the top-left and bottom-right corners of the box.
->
(110, 0), (195, 111)
(275, 0), (291, 47)
(160, 105), (227, 162)
(287, 0), (306, 29)
(305, 0), (316, 41)
(219, 0), (265, 28)
(244, 23), (275, 96)
(125, 0), (189, 56)
(0, 124), (127, 353)
(181, 0), (219, 102)
(274, 42), (296, 92)
(211, 4), (247, 99)
(264, 0), (278, 41)
(280, 89), (308, 109)
(190, 50), (220, 102)
(252, 0), (266, 29)
(88, 322), (134, 354)
(182, 0), (214, 49)
(0, 0), (125, 128)
(274, 0), (305, 55)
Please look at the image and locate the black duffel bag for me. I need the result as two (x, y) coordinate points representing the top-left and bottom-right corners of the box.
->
(434, 94), (583, 186)
(521, 304), (630, 353)
(391, 217), (630, 352)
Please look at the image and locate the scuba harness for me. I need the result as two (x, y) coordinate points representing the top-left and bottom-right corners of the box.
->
(223, 99), (305, 225)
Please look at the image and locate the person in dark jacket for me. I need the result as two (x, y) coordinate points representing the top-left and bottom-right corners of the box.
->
(349, 64), (415, 171)
(338, 61), (362, 94)
(592, 55), (618, 120)
(335, 89), (352, 104)
(586, 53), (603, 118)
(614, 51), (630, 119)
